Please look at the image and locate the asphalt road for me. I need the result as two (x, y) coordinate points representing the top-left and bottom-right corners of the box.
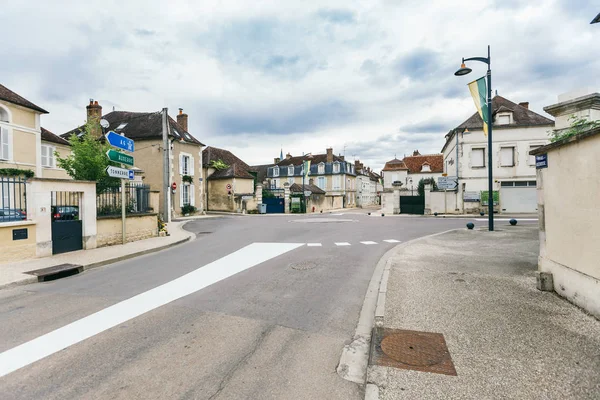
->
(0, 211), (533, 399)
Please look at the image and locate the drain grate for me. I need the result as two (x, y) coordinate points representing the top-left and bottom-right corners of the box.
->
(369, 327), (456, 376)
(289, 261), (317, 271)
(24, 263), (83, 282)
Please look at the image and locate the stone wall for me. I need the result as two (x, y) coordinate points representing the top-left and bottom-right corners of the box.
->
(0, 221), (36, 264)
(97, 213), (158, 247)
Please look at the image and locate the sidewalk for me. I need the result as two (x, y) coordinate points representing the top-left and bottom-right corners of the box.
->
(368, 226), (600, 399)
(0, 221), (194, 290)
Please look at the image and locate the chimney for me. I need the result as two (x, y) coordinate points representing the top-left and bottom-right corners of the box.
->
(413, 150), (421, 156)
(286, 152), (292, 160)
(274, 157), (281, 164)
(86, 99), (103, 138)
(518, 102), (529, 109)
(177, 108), (188, 131)
(326, 148), (333, 163)
(309, 178), (314, 185)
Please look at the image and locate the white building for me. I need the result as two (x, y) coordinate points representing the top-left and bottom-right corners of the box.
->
(381, 158), (408, 189)
(441, 95), (554, 213)
(355, 161), (379, 207)
(401, 151), (444, 191)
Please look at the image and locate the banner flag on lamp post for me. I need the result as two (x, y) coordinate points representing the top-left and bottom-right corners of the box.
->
(467, 76), (489, 136)
(303, 160), (311, 180)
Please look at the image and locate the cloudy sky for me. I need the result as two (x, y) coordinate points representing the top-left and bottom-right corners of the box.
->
(1, 0), (598, 170)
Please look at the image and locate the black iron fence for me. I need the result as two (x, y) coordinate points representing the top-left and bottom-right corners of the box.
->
(97, 182), (151, 216)
(0, 177), (28, 222)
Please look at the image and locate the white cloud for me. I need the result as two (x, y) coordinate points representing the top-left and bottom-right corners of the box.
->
(1, 0), (598, 171)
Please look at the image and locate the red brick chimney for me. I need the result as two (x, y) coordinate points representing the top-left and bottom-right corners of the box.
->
(518, 102), (529, 109)
(326, 148), (333, 163)
(177, 108), (188, 131)
(86, 99), (102, 138)
(286, 152), (292, 160)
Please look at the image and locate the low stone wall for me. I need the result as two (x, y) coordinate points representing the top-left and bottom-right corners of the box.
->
(96, 213), (158, 247)
(0, 221), (36, 264)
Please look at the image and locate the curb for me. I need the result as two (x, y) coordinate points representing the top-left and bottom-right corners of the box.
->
(0, 224), (195, 291)
(364, 228), (462, 399)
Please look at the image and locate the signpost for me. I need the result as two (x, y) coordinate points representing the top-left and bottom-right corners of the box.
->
(106, 149), (134, 166)
(105, 131), (135, 244)
(437, 176), (458, 190)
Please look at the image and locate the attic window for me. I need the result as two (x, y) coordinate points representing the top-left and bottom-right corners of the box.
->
(333, 162), (340, 173)
(421, 164), (431, 172)
(172, 129), (180, 137)
(495, 113), (512, 125)
(116, 123), (128, 130)
(288, 165), (294, 176)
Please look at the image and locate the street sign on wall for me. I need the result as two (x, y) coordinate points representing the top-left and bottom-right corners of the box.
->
(106, 166), (134, 180)
(535, 154), (548, 169)
(105, 131), (134, 152)
(463, 191), (480, 202)
(106, 149), (134, 166)
(438, 176), (458, 190)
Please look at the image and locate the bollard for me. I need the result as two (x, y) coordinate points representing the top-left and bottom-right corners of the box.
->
(466, 222), (475, 230)
(381, 213), (385, 217)
(434, 212), (438, 216)
(480, 211), (484, 216)
(509, 218), (517, 226)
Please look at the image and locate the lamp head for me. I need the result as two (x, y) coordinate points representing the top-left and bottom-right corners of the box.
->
(454, 62), (472, 76)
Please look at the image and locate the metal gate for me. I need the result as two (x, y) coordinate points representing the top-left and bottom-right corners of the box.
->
(51, 191), (83, 255)
(263, 197), (285, 213)
(400, 195), (425, 214)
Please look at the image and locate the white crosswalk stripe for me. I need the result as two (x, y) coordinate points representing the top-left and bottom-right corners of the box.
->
(335, 242), (351, 246)
(383, 239), (401, 243)
(360, 241), (377, 245)
(306, 243), (322, 247)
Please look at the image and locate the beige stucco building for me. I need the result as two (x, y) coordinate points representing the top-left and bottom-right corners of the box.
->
(63, 103), (204, 220)
(531, 91), (600, 318)
(0, 84), (70, 179)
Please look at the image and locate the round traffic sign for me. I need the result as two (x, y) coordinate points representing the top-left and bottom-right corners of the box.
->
(226, 183), (232, 190)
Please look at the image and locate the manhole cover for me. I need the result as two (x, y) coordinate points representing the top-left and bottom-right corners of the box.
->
(369, 327), (456, 376)
(381, 333), (446, 366)
(290, 261), (317, 270)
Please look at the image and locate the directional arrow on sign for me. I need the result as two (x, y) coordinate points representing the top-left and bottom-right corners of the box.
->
(438, 176), (458, 190)
(105, 131), (134, 152)
(106, 166), (132, 179)
(106, 149), (134, 166)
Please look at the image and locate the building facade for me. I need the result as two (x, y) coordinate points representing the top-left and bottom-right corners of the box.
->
(441, 95), (554, 213)
(355, 161), (379, 207)
(267, 148), (357, 208)
(401, 151), (443, 192)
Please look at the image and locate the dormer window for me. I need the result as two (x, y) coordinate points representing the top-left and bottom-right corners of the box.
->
(116, 122), (128, 131)
(273, 166), (279, 177)
(495, 112), (513, 125)
(421, 163), (431, 172)
(288, 165), (294, 176)
(333, 162), (340, 173)
(318, 163), (325, 174)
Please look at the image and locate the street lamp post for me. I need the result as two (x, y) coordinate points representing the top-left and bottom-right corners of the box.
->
(455, 45), (494, 231)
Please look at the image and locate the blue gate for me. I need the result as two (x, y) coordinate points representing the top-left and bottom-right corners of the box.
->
(263, 197), (285, 213)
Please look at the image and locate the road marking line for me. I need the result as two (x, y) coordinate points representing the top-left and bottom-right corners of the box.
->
(306, 243), (322, 247)
(0, 242), (304, 378)
(360, 241), (377, 245)
(335, 242), (351, 246)
(383, 239), (401, 243)
(475, 218), (538, 221)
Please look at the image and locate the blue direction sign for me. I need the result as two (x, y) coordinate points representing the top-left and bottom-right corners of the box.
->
(105, 131), (134, 152)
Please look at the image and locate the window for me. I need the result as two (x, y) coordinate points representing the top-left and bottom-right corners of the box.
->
(179, 153), (194, 175)
(181, 184), (190, 206)
(333, 162), (340, 173)
(288, 165), (294, 176)
(496, 115), (511, 125)
(500, 147), (515, 167)
(0, 107), (9, 122)
(471, 148), (485, 167)
(0, 127), (9, 160)
(529, 145), (542, 165)
(273, 166), (279, 177)
(421, 164), (431, 172)
(271, 178), (279, 189)
(318, 163), (325, 174)
(116, 122), (128, 131)
(333, 175), (341, 190)
(317, 176), (326, 190)
(41, 145), (55, 168)
(288, 177), (294, 185)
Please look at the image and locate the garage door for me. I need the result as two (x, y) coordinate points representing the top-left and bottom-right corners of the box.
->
(500, 181), (537, 213)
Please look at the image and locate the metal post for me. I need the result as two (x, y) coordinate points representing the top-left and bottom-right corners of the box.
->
(161, 108), (170, 223)
(486, 45), (494, 231)
(121, 177), (126, 244)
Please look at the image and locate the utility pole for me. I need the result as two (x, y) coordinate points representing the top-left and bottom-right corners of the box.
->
(162, 108), (170, 223)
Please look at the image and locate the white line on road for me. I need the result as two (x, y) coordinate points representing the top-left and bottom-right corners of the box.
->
(335, 242), (351, 246)
(360, 241), (377, 245)
(0, 242), (304, 378)
(475, 218), (538, 221)
(383, 239), (401, 243)
(306, 243), (322, 247)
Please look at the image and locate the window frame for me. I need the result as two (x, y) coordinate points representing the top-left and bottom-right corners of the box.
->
(333, 175), (341, 190)
(288, 165), (294, 176)
(471, 148), (486, 168)
(273, 166), (280, 177)
(500, 146), (515, 167)
(333, 162), (340, 173)
(181, 184), (190, 206)
(317, 176), (326, 190)
(41, 144), (56, 168)
(318, 162), (325, 174)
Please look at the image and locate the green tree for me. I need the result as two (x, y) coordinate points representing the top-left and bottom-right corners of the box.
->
(417, 177), (438, 196)
(549, 115), (600, 143)
(56, 122), (119, 192)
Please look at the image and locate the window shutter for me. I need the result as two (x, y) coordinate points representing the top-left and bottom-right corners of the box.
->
(189, 156), (195, 176)
(1, 127), (9, 160)
(180, 183), (184, 206)
(50, 147), (55, 168)
(472, 149), (484, 167)
(190, 184), (195, 206)
(500, 148), (514, 166)
(179, 154), (184, 175)
(41, 145), (48, 166)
